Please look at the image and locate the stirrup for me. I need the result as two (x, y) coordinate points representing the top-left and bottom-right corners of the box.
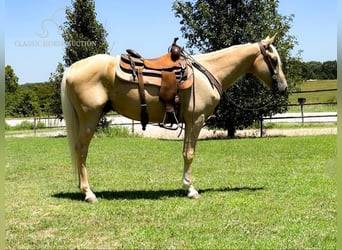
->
(159, 111), (180, 130)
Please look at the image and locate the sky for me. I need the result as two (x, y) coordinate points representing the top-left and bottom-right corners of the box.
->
(5, 0), (337, 84)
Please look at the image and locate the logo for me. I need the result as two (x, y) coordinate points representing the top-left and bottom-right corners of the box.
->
(36, 8), (65, 38)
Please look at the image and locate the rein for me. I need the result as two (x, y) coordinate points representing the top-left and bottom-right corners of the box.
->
(182, 50), (223, 96)
(222, 90), (274, 112)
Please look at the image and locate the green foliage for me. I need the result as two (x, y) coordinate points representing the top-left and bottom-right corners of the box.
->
(5, 121), (46, 131)
(96, 126), (139, 138)
(5, 65), (18, 93)
(49, 63), (65, 119)
(5, 77), (54, 117)
(21, 82), (54, 113)
(5, 65), (20, 116)
(5, 63), (58, 117)
(61, 0), (109, 66)
(173, 0), (298, 137)
(5, 136), (336, 249)
(321, 61), (337, 79)
(284, 60), (336, 86)
(6, 88), (41, 117)
(303, 60), (337, 80)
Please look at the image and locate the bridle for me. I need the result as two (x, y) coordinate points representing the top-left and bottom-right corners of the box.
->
(218, 42), (283, 112)
(258, 42), (280, 94)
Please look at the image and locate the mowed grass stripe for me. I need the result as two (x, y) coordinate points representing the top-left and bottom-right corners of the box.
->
(5, 135), (336, 249)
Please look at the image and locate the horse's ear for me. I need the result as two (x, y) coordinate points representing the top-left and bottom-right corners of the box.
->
(261, 34), (277, 48)
(269, 33), (277, 43)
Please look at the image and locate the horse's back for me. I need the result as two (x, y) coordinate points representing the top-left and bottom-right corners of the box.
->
(66, 54), (115, 84)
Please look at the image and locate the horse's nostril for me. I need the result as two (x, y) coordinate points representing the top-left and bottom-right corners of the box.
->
(280, 87), (288, 95)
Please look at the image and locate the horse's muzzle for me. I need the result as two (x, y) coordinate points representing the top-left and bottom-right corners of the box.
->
(279, 86), (288, 95)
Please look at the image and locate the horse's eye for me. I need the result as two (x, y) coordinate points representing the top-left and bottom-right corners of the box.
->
(272, 57), (278, 66)
(269, 54), (278, 66)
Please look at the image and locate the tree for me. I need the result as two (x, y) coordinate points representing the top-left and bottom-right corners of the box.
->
(173, 0), (299, 137)
(49, 63), (65, 119)
(321, 61), (337, 80)
(14, 89), (40, 117)
(21, 82), (54, 115)
(5, 65), (19, 117)
(305, 61), (322, 80)
(5, 65), (18, 93)
(56, 0), (109, 121)
(6, 88), (40, 117)
(5, 65), (53, 117)
(61, 0), (109, 66)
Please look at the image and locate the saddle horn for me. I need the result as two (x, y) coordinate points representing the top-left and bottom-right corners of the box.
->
(170, 37), (182, 61)
(172, 37), (179, 46)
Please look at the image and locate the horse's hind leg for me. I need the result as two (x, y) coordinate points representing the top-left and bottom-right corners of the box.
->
(75, 111), (102, 203)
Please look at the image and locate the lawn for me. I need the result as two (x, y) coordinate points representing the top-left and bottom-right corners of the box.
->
(5, 135), (336, 249)
(288, 80), (337, 112)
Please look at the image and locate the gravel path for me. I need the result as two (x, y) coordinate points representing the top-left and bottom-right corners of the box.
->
(5, 126), (337, 139)
(135, 126), (337, 139)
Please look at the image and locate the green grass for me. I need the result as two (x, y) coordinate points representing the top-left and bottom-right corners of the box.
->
(288, 80), (337, 112)
(5, 135), (336, 249)
(287, 104), (337, 113)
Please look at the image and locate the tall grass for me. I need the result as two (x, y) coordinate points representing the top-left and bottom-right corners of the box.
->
(5, 135), (336, 249)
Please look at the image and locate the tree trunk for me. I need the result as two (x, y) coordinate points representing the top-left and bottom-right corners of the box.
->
(226, 124), (236, 138)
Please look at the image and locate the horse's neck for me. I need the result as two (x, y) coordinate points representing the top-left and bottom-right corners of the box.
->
(194, 43), (259, 91)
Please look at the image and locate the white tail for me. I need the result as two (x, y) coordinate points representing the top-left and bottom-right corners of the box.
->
(61, 72), (79, 181)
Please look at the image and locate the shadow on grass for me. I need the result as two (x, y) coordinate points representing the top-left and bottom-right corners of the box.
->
(52, 186), (263, 201)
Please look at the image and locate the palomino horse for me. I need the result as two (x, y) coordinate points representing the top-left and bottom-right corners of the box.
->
(61, 35), (287, 202)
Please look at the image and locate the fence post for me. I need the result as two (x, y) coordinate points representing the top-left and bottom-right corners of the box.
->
(259, 116), (263, 138)
(131, 120), (134, 134)
(298, 98), (306, 125)
(33, 114), (37, 137)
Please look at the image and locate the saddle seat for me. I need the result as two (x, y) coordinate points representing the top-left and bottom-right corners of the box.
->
(144, 52), (183, 70)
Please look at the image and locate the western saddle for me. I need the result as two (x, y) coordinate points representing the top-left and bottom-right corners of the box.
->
(120, 38), (192, 130)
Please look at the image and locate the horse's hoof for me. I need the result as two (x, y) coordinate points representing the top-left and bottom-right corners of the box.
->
(85, 196), (98, 203)
(186, 185), (201, 199)
(188, 192), (201, 199)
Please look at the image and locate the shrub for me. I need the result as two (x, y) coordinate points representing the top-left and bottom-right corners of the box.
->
(96, 126), (139, 138)
(5, 120), (46, 131)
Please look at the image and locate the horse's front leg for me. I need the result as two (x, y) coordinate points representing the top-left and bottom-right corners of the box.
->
(182, 114), (205, 199)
